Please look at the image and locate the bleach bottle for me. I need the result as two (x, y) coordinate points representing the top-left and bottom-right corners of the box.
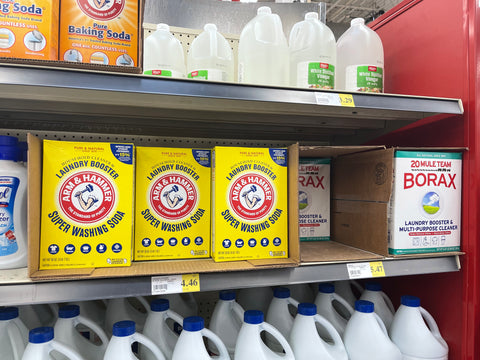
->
(237, 286), (273, 315)
(286, 284), (314, 303)
(141, 298), (184, 360)
(334, 280), (363, 309)
(289, 303), (348, 360)
(143, 24), (186, 78)
(344, 300), (402, 360)
(336, 18), (384, 92)
(238, 6), (289, 87)
(209, 290), (244, 357)
(172, 316), (230, 360)
(187, 24), (234, 82)
(265, 287), (299, 353)
(159, 293), (198, 318)
(0, 307), (28, 360)
(234, 310), (294, 360)
(104, 321), (166, 360)
(289, 12), (336, 89)
(53, 305), (109, 360)
(19, 304), (57, 329)
(21, 327), (85, 360)
(359, 282), (395, 329)
(390, 295), (448, 360)
(104, 297), (149, 335)
(0, 135), (28, 270)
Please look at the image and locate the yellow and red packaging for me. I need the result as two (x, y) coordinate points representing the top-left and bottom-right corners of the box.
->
(0, 0), (59, 60)
(212, 147), (289, 262)
(135, 147), (211, 261)
(59, 0), (138, 66)
(40, 140), (135, 269)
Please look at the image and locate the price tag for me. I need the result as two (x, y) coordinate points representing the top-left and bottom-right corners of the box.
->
(347, 261), (386, 279)
(151, 274), (200, 295)
(339, 94), (355, 107)
(315, 93), (356, 107)
(370, 261), (386, 277)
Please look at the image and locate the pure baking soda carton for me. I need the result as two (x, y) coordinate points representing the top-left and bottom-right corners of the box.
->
(388, 150), (462, 255)
(40, 140), (134, 269)
(212, 147), (288, 262)
(135, 147), (211, 260)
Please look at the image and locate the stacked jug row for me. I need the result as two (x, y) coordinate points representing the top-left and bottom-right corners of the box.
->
(144, 6), (384, 92)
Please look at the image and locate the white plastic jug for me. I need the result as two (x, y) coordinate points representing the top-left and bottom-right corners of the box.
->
(344, 300), (402, 360)
(289, 12), (336, 89)
(53, 305), (109, 360)
(19, 304), (58, 329)
(265, 287), (299, 353)
(158, 293), (198, 319)
(187, 23), (234, 82)
(314, 283), (354, 339)
(141, 298), (184, 360)
(21, 327), (85, 360)
(234, 310), (294, 360)
(286, 284), (314, 303)
(143, 23), (186, 78)
(172, 316), (230, 360)
(390, 295), (448, 360)
(289, 303), (348, 360)
(359, 282), (395, 329)
(208, 290), (244, 356)
(237, 286), (273, 315)
(336, 18), (384, 92)
(334, 280), (363, 309)
(104, 297), (149, 335)
(104, 320), (166, 360)
(238, 6), (289, 87)
(0, 307), (28, 360)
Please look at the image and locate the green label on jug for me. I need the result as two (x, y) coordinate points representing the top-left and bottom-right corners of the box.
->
(144, 70), (173, 77)
(188, 70), (209, 80)
(356, 65), (383, 93)
(307, 62), (335, 89)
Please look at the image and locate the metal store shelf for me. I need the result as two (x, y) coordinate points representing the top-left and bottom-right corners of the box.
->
(0, 255), (460, 305)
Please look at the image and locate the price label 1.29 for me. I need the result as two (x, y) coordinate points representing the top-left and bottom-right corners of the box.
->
(151, 274), (200, 295)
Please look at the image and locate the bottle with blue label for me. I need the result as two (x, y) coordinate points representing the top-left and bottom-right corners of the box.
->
(0, 135), (27, 270)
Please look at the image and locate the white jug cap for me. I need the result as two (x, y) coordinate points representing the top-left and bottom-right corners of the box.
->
(305, 12), (319, 21)
(258, 6), (272, 15)
(351, 18), (365, 26)
(157, 23), (170, 31)
(204, 23), (218, 32)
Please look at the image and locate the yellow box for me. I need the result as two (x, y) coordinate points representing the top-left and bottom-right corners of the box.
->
(59, 0), (138, 66)
(135, 147), (211, 261)
(0, 0), (59, 60)
(40, 140), (135, 269)
(212, 147), (289, 262)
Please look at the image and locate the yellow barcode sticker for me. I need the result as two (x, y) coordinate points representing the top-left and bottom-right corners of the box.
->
(339, 94), (355, 107)
(370, 261), (386, 277)
(181, 274), (200, 293)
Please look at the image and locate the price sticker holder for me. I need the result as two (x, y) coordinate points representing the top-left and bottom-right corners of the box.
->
(346, 261), (386, 279)
(151, 274), (200, 295)
(315, 93), (355, 107)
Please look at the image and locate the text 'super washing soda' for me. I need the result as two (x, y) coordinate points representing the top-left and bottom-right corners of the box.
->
(59, 0), (138, 66)
(0, 0), (59, 60)
(211, 147), (288, 262)
(388, 151), (462, 255)
(135, 147), (211, 261)
(40, 140), (135, 269)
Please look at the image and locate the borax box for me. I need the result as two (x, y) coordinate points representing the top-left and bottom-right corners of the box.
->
(212, 147), (288, 262)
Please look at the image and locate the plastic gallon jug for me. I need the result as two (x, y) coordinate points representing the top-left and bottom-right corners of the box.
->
(208, 290), (244, 356)
(237, 286), (273, 314)
(390, 295), (448, 360)
(0, 307), (28, 360)
(187, 23), (234, 82)
(172, 316), (230, 360)
(0, 135), (28, 270)
(19, 304), (57, 329)
(265, 287), (299, 353)
(289, 303), (348, 360)
(336, 18), (384, 92)
(344, 300), (402, 360)
(141, 298), (184, 360)
(21, 327), (85, 360)
(334, 280), (363, 309)
(53, 305), (109, 360)
(314, 283), (354, 339)
(238, 6), (289, 87)
(286, 284), (314, 303)
(104, 297), (149, 335)
(104, 320), (166, 360)
(159, 293), (198, 318)
(234, 310), (294, 360)
(143, 24), (186, 78)
(359, 282), (395, 329)
(289, 12), (336, 89)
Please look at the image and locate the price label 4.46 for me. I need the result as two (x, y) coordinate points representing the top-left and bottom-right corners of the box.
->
(151, 274), (200, 295)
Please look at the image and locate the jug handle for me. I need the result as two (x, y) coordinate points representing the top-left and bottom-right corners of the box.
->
(50, 340), (86, 360)
(200, 327), (231, 360)
(351, 280), (364, 294)
(332, 294), (355, 318)
(419, 307), (449, 349)
(373, 313), (389, 336)
(132, 332), (167, 360)
(7, 321), (27, 360)
(136, 296), (151, 313)
(381, 291), (396, 314)
(75, 315), (109, 349)
(313, 313), (344, 349)
(232, 302), (245, 324)
(260, 322), (295, 359)
(165, 309), (184, 333)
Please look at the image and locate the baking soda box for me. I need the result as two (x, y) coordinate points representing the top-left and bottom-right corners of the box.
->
(135, 147), (211, 260)
(0, 0), (59, 60)
(40, 140), (134, 269)
(388, 150), (462, 255)
(212, 147), (288, 262)
(298, 158), (330, 241)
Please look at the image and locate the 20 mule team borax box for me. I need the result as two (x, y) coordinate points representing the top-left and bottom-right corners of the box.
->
(40, 140), (134, 269)
(212, 147), (288, 262)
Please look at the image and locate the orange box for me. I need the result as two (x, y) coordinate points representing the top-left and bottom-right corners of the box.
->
(0, 0), (59, 60)
(59, 0), (139, 66)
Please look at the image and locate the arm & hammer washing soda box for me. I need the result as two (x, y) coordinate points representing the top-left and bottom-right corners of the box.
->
(40, 140), (134, 269)
(388, 150), (462, 255)
(212, 147), (288, 262)
(135, 147), (211, 260)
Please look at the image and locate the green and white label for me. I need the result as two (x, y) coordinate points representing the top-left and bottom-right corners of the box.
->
(188, 69), (225, 81)
(345, 65), (383, 93)
(297, 62), (335, 89)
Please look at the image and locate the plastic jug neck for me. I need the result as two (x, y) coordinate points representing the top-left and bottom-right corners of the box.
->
(157, 23), (170, 32)
(305, 12), (318, 21)
(257, 6), (272, 15)
(351, 18), (365, 26)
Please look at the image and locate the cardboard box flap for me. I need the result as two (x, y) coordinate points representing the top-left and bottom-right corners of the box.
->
(28, 134), (42, 276)
(300, 241), (383, 263)
(300, 145), (385, 159)
(288, 143), (300, 262)
(30, 267), (95, 280)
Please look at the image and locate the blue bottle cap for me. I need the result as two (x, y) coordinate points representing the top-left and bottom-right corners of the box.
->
(273, 287), (290, 299)
(401, 295), (421, 307)
(150, 298), (170, 312)
(219, 290), (236, 301)
(0, 135), (19, 161)
(318, 283), (335, 294)
(355, 300), (374, 313)
(298, 303), (317, 316)
(0, 307), (19, 320)
(112, 320), (136, 337)
(244, 310), (263, 324)
(183, 316), (204, 332)
(365, 282), (382, 291)
(29, 327), (54, 343)
(0, 135), (18, 147)
(58, 305), (80, 319)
